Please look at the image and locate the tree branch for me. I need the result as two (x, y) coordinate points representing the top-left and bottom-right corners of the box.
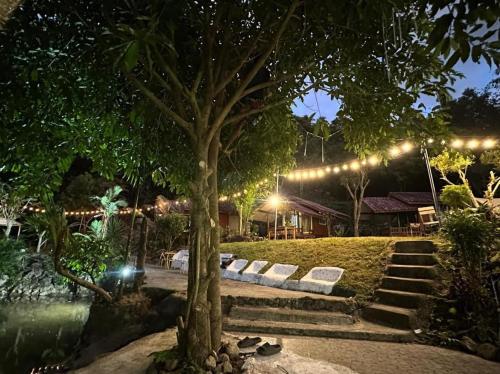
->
(210, 0), (301, 137)
(127, 74), (195, 140)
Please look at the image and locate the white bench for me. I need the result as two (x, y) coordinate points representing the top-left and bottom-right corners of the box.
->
(222, 259), (249, 280)
(240, 260), (268, 283)
(220, 253), (234, 265)
(259, 263), (299, 288)
(171, 250), (189, 269)
(298, 267), (344, 295)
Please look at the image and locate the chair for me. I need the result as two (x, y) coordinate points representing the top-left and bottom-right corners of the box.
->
(418, 206), (439, 235)
(297, 267), (344, 295)
(258, 263), (299, 288)
(222, 259), (249, 280)
(240, 260), (268, 283)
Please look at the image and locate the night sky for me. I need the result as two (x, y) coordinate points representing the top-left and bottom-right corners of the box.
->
(293, 60), (498, 120)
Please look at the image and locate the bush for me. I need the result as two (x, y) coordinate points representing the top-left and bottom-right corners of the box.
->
(441, 208), (496, 282)
(440, 184), (474, 209)
(155, 213), (187, 252)
(0, 239), (27, 281)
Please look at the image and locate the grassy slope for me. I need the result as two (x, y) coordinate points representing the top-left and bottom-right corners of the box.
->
(221, 237), (430, 298)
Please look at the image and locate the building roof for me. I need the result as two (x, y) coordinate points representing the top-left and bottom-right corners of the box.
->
(362, 197), (419, 214)
(388, 192), (434, 206)
(254, 194), (349, 221)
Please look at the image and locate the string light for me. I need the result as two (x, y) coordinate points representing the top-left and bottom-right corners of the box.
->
(284, 136), (497, 183)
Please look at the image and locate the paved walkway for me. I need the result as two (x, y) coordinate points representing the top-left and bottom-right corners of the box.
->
(144, 266), (348, 302)
(72, 329), (500, 374)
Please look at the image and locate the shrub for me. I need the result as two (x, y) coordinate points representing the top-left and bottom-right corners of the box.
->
(441, 208), (496, 281)
(440, 184), (474, 209)
(155, 213), (187, 252)
(0, 238), (26, 281)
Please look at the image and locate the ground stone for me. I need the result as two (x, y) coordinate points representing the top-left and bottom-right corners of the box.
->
(224, 341), (240, 360)
(477, 343), (498, 361)
(205, 355), (217, 370)
(459, 336), (478, 353)
(222, 360), (233, 373)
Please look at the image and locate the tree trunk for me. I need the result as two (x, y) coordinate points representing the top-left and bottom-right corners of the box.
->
(353, 200), (359, 237)
(179, 143), (214, 367)
(133, 217), (148, 292)
(207, 130), (222, 352)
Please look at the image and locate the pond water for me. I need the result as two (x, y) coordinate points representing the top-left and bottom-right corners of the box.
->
(0, 301), (90, 374)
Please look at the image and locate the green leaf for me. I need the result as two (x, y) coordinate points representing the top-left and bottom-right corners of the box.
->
(123, 41), (140, 72)
(471, 45), (481, 63)
(444, 50), (461, 70)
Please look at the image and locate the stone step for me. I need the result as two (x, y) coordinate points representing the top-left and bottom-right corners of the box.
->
(391, 253), (437, 266)
(221, 295), (355, 315)
(375, 289), (429, 309)
(223, 318), (414, 343)
(381, 276), (436, 295)
(229, 305), (354, 325)
(394, 241), (436, 254)
(386, 265), (437, 279)
(362, 303), (416, 330)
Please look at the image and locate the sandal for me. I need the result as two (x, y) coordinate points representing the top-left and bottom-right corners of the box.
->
(237, 336), (262, 348)
(257, 342), (282, 356)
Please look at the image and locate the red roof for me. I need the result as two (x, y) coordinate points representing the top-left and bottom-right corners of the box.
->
(388, 192), (433, 206)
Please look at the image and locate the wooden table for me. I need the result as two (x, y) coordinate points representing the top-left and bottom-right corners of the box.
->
(268, 226), (297, 240)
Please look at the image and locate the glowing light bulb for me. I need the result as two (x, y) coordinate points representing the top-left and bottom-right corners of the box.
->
(325, 166), (331, 173)
(368, 156), (379, 166)
(121, 266), (133, 278)
(401, 142), (413, 152)
(317, 169), (325, 177)
(333, 167), (340, 173)
(269, 195), (281, 207)
(350, 161), (360, 170)
(466, 139), (479, 149)
(361, 160), (367, 166)
(308, 170), (317, 179)
(389, 146), (400, 157)
(483, 138), (496, 149)
(427, 138), (434, 144)
(342, 164), (349, 170)
(451, 139), (464, 148)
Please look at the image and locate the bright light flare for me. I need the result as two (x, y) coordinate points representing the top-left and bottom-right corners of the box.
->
(451, 139), (464, 148)
(401, 142), (413, 152)
(368, 155), (379, 166)
(121, 266), (133, 278)
(466, 139), (480, 149)
(389, 146), (401, 157)
(269, 194), (281, 207)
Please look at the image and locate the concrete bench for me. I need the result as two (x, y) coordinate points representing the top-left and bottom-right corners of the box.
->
(220, 253), (234, 265)
(240, 260), (268, 283)
(259, 263), (299, 288)
(298, 267), (344, 295)
(171, 250), (189, 269)
(222, 259), (249, 280)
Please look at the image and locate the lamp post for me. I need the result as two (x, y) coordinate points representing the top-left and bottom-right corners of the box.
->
(274, 171), (279, 240)
(422, 146), (441, 223)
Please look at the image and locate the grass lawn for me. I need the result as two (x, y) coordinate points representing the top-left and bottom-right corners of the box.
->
(221, 236), (433, 299)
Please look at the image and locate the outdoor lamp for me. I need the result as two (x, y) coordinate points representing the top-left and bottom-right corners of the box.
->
(483, 138), (496, 149)
(121, 266), (133, 278)
(269, 195), (281, 207)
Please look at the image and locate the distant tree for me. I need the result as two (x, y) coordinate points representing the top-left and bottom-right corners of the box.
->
(341, 169), (369, 237)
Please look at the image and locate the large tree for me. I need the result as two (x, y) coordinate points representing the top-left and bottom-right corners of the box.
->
(1, 0), (499, 368)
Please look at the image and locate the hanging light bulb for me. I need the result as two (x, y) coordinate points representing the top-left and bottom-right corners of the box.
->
(325, 166), (331, 173)
(483, 138), (497, 149)
(466, 139), (479, 149)
(350, 161), (360, 170)
(368, 155), (379, 166)
(342, 164), (349, 170)
(401, 142), (413, 152)
(333, 166), (340, 173)
(451, 139), (464, 148)
(317, 169), (325, 177)
(389, 146), (400, 157)
(361, 160), (367, 166)
(427, 138), (434, 144)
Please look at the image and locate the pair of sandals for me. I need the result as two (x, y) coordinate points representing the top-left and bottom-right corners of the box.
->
(237, 336), (282, 356)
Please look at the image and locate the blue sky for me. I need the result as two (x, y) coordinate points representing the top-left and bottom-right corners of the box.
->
(292, 60), (498, 120)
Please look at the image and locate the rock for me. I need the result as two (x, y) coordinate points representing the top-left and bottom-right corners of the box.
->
(219, 353), (230, 363)
(163, 358), (179, 371)
(460, 336), (477, 353)
(225, 341), (240, 360)
(222, 360), (233, 373)
(476, 343), (497, 361)
(205, 355), (217, 370)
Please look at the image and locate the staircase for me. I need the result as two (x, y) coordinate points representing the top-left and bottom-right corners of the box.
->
(222, 296), (414, 343)
(363, 240), (439, 330)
